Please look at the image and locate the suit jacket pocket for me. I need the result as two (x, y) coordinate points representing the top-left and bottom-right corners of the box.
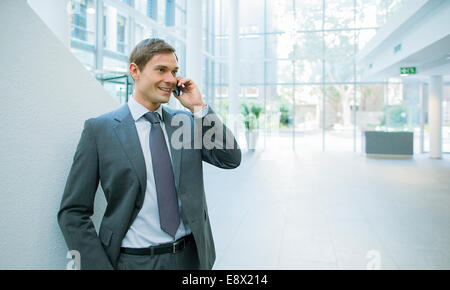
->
(99, 225), (113, 247)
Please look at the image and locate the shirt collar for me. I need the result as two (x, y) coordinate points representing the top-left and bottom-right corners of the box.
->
(128, 94), (163, 122)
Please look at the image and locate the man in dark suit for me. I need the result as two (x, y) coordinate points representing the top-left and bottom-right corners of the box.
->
(57, 38), (241, 270)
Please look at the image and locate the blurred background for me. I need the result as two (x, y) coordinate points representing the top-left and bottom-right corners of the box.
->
(0, 0), (449, 270)
(60, 0), (449, 155)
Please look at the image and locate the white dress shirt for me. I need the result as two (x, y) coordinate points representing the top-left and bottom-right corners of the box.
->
(121, 95), (209, 247)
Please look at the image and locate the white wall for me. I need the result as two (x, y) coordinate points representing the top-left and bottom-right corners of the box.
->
(0, 0), (119, 269)
(27, 0), (70, 48)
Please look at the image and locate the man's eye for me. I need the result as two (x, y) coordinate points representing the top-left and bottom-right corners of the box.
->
(159, 68), (165, 72)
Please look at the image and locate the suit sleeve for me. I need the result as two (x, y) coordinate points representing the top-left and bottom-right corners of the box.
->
(198, 106), (242, 169)
(57, 118), (114, 270)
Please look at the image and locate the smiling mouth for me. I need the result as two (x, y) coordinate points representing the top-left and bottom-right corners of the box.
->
(158, 87), (172, 93)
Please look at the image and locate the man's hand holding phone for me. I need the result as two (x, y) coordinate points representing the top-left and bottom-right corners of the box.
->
(173, 76), (206, 114)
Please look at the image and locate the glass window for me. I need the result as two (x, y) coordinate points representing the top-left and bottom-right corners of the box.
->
(443, 85), (450, 153)
(324, 85), (356, 152)
(172, 40), (186, 76)
(208, 0), (422, 153)
(385, 81), (408, 132)
(122, 0), (135, 7)
(239, 62), (265, 85)
(239, 0), (265, 34)
(70, 47), (95, 70)
(70, 0), (96, 45)
(176, 0), (186, 10)
(214, 88), (229, 124)
(324, 57), (354, 82)
(240, 35), (265, 60)
(356, 0), (379, 28)
(146, 0), (157, 20)
(294, 0), (323, 31)
(215, 86), (228, 97)
(294, 85), (322, 152)
(387, 80), (403, 105)
(324, 30), (355, 57)
(215, 0), (228, 36)
(116, 14), (127, 54)
(266, 0), (294, 33)
(166, 0), (176, 26)
(245, 87), (259, 97)
(214, 63), (228, 85)
(215, 36), (228, 58)
(325, 0), (356, 30)
(157, 0), (166, 25)
(135, 0), (148, 14)
(103, 5), (126, 53)
(103, 56), (128, 72)
(103, 7), (107, 47)
(174, 0), (186, 31)
(266, 60), (294, 84)
(292, 32), (323, 60)
(135, 23), (144, 45)
(295, 59), (322, 83)
(266, 34), (294, 60)
(324, 31), (355, 82)
(356, 84), (386, 152)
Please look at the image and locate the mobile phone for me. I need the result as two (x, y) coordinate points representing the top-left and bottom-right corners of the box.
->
(173, 85), (182, 96)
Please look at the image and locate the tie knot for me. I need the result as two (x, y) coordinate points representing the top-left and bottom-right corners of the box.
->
(144, 111), (160, 124)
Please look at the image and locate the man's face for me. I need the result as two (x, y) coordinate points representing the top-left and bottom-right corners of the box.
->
(132, 52), (178, 106)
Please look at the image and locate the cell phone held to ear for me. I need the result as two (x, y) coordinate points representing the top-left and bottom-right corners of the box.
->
(173, 85), (182, 96)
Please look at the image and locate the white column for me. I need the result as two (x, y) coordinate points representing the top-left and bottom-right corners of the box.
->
(186, 0), (202, 88)
(107, 6), (117, 53)
(27, 0), (70, 48)
(429, 76), (443, 159)
(419, 82), (425, 153)
(228, 0), (240, 135)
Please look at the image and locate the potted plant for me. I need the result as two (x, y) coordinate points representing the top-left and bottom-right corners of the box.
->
(241, 102), (263, 151)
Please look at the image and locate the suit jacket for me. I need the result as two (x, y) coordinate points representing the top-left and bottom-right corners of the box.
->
(57, 104), (241, 270)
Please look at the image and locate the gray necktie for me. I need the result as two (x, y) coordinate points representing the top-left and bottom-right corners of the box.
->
(143, 111), (180, 238)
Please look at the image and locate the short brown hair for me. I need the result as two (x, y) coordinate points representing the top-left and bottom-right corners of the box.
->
(129, 38), (177, 72)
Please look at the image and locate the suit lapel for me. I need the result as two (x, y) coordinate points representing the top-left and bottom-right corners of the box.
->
(162, 106), (182, 192)
(112, 104), (147, 195)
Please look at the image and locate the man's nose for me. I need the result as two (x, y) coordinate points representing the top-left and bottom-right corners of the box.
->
(163, 72), (177, 85)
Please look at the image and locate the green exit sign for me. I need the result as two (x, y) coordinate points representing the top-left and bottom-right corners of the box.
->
(400, 67), (416, 75)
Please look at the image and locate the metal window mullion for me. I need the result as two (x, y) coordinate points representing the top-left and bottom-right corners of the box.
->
(292, 0), (296, 151)
(353, 0), (357, 153)
(210, 0), (215, 109)
(322, 0), (326, 152)
(263, 0), (268, 151)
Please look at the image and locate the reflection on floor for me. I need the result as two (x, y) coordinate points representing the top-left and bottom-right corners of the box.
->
(203, 148), (450, 270)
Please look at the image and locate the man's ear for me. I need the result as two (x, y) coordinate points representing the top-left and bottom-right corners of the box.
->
(129, 63), (139, 81)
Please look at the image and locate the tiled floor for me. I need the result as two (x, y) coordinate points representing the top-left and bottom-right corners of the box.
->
(203, 148), (450, 270)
